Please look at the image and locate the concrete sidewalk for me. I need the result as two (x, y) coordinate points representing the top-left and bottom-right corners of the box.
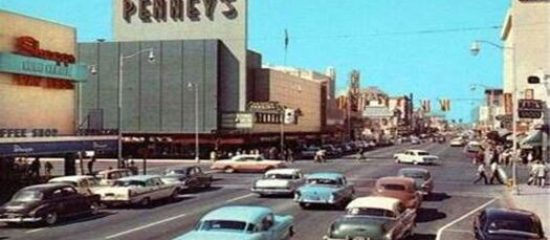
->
(504, 185), (550, 234)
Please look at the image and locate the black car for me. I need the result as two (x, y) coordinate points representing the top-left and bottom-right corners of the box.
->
(474, 208), (546, 240)
(162, 166), (213, 191)
(0, 183), (100, 226)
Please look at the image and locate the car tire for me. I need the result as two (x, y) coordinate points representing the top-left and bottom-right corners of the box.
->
(139, 197), (152, 208)
(170, 191), (178, 202)
(44, 211), (58, 226)
(288, 226), (295, 238)
(224, 166), (235, 173)
(299, 202), (309, 209)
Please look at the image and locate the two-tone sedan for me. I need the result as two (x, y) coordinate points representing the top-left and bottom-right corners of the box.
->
(173, 206), (294, 240)
(474, 208), (546, 240)
(373, 177), (422, 210)
(393, 150), (439, 165)
(294, 172), (355, 209)
(251, 168), (305, 197)
(211, 154), (286, 173)
(397, 168), (433, 195)
(324, 196), (416, 240)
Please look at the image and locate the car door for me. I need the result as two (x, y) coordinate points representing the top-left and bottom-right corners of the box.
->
(62, 186), (87, 215)
(50, 188), (71, 217)
(260, 214), (277, 240)
(195, 167), (211, 186)
(186, 167), (199, 188)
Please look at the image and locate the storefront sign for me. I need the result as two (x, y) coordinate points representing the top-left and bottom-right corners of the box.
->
(122, 0), (238, 23)
(0, 137), (118, 156)
(247, 101), (281, 112)
(0, 128), (59, 138)
(221, 112), (253, 129)
(0, 53), (87, 82)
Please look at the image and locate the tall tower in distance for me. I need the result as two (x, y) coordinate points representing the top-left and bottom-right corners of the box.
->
(325, 67), (336, 99)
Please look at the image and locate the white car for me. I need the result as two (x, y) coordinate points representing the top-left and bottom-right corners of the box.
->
(48, 175), (101, 196)
(449, 137), (465, 147)
(394, 149), (439, 165)
(94, 175), (179, 207)
(251, 168), (305, 197)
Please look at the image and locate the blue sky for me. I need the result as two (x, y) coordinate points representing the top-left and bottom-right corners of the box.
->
(0, 0), (510, 122)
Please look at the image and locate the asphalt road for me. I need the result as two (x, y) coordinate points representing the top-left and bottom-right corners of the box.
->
(1, 142), (513, 240)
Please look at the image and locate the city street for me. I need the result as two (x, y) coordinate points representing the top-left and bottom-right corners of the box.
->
(0, 142), (512, 240)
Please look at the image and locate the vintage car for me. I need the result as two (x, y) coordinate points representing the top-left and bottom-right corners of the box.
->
(397, 168), (434, 195)
(173, 205), (294, 240)
(251, 168), (305, 197)
(449, 137), (466, 147)
(373, 177), (422, 210)
(323, 196), (416, 240)
(94, 175), (179, 207)
(211, 154), (286, 173)
(95, 168), (133, 186)
(473, 208), (546, 240)
(393, 149), (439, 165)
(294, 172), (355, 209)
(161, 166), (213, 191)
(0, 183), (100, 226)
(48, 175), (101, 196)
(298, 146), (321, 159)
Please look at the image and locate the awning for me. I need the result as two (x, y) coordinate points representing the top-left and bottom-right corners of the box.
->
(521, 130), (550, 147)
(0, 136), (118, 157)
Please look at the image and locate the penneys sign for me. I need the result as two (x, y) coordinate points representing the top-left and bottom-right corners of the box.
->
(122, 0), (238, 23)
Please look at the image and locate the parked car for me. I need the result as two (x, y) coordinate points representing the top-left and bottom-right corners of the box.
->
(397, 168), (434, 195)
(211, 155), (286, 173)
(161, 166), (213, 191)
(94, 175), (179, 207)
(298, 146), (321, 159)
(251, 168), (305, 197)
(95, 168), (133, 186)
(464, 141), (484, 159)
(0, 183), (100, 226)
(322, 145), (342, 158)
(449, 137), (466, 147)
(394, 149), (439, 165)
(48, 175), (101, 196)
(473, 208), (546, 240)
(410, 136), (421, 144)
(373, 177), (422, 209)
(294, 172), (354, 209)
(173, 206), (294, 240)
(323, 196), (416, 240)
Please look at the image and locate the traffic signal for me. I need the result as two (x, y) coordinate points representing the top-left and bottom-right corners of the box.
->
(439, 99), (451, 112)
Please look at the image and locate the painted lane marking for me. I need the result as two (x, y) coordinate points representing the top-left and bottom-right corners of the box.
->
(104, 213), (188, 239)
(435, 197), (497, 240)
(26, 228), (46, 234)
(224, 193), (255, 203)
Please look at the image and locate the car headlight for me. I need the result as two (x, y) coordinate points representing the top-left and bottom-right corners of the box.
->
(328, 194), (336, 203)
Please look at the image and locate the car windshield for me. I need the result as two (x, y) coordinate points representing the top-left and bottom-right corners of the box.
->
(265, 174), (294, 180)
(12, 190), (43, 202)
(488, 219), (540, 235)
(400, 172), (428, 180)
(347, 207), (396, 218)
(199, 220), (247, 232)
(165, 169), (186, 175)
(307, 178), (339, 185)
(113, 180), (145, 187)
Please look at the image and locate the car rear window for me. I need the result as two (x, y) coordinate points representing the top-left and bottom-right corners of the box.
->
(348, 207), (396, 218)
(382, 184), (406, 191)
(488, 219), (540, 235)
(12, 190), (43, 202)
(200, 220), (247, 231)
(114, 180), (145, 187)
(265, 174), (294, 180)
(417, 151), (429, 156)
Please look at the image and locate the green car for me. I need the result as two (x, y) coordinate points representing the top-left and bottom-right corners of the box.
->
(323, 196), (416, 240)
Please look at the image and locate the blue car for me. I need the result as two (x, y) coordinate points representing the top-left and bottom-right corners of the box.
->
(294, 172), (355, 209)
(174, 206), (294, 240)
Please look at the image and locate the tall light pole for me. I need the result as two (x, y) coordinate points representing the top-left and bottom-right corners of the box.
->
(118, 48), (155, 168)
(470, 84), (496, 131)
(187, 82), (200, 163)
(471, 40), (519, 194)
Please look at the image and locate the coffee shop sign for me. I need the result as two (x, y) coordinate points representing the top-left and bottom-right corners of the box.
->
(123, 0), (239, 23)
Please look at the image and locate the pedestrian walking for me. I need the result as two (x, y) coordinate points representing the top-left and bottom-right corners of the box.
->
(87, 156), (96, 175)
(129, 160), (138, 175)
(286, 148), (294, 163)
(489, 161), (504, 184)
(474, 162), (488, 184)
(533, 161), (547, 187)
(44, 161), (53, 177)
(356, 148), (366, 162)
(29, 157), (41, 178)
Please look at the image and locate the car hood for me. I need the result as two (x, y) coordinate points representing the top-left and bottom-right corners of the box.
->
(1, 201), (40, 214)
(328, 217), (394, 239)
(255, 179), (289, 188)
(298, 185), (340, 198)
(173, 231), (261, 240)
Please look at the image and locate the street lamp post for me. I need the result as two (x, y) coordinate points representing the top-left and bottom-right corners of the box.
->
(471, 40), (519, 194)
(187, 82), (200, 163)
(118, 48), (155, 168)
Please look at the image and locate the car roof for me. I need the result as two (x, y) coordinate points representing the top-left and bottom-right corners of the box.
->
(376, 176), (415, 185)
(398, 168), (429, 175)
(265, 168), (301, 175)
(230, 154), (263, 160)
(48, 175), (96, 182)
(97, 168), (132, 174)
(346, 196), (400, 212)
(485, 208), (539, 222)
(22, 183), (73, 192)
(306, 172), (343, 180)
(117, 175), (161, 182)
(201, 206), (272, 223)
(406, 149), (428, 153)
